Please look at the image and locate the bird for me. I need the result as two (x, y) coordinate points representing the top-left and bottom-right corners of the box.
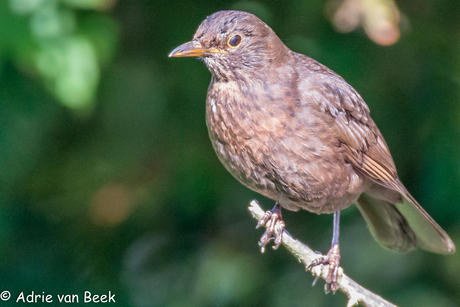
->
(169, 10), (455, 291)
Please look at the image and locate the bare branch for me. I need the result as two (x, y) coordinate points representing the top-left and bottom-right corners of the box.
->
(248, 200), (397, 307)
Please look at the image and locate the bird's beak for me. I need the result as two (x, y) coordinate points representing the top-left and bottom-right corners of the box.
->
(168, 41), (225, 58)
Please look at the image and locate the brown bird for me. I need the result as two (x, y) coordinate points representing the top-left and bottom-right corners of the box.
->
(169, 10), (455, 291)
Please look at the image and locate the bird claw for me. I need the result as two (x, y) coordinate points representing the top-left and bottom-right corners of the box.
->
(306, 244), (341, 292)
(257, 204), (285, 253)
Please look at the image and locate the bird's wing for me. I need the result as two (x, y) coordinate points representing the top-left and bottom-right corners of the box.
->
(307, 78), (401, 191)
(305, 76), (455, 254)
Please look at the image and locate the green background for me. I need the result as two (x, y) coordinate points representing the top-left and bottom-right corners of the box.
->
(1, 0), (459, 306)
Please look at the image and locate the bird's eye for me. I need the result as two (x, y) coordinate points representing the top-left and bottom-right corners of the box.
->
(227, 34), (242, 48)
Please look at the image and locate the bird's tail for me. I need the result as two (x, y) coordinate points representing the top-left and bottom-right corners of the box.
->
(355, 190), (455, 254)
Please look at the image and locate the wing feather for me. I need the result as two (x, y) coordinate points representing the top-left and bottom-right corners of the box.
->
(305, 76), (455, 254)
(309, 79), (399, 188)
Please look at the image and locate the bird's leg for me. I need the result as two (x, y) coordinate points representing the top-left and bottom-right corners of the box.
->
(307, 210), (341, 292)
(256, 202), (285, 253)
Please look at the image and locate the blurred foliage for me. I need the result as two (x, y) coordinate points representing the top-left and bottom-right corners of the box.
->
(327, 0), (401, 46)
(0, 0), (460, 306)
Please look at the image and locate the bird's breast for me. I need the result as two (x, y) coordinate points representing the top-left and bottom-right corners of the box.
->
(206, 79), (298, 159)
(205, 79), (286, 199)
(205, 78), (364, 213)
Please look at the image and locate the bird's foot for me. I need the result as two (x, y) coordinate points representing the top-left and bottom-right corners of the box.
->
(307, 244), (341, 292)
(256, 203), (285, 253)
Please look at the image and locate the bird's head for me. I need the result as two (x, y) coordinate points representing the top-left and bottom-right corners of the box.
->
(169, 10), (288, 81)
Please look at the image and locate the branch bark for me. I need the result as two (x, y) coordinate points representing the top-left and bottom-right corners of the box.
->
(248, 200), (397, 307)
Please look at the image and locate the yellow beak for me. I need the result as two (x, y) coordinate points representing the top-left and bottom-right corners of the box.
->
(168, 41), (225, 57)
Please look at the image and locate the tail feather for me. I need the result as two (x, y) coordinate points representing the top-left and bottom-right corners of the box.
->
(356, 194), (417, 252)
(356, 191), (455, 254)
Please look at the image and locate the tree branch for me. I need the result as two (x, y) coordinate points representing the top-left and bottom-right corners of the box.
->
(248, 200), (397, 307)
